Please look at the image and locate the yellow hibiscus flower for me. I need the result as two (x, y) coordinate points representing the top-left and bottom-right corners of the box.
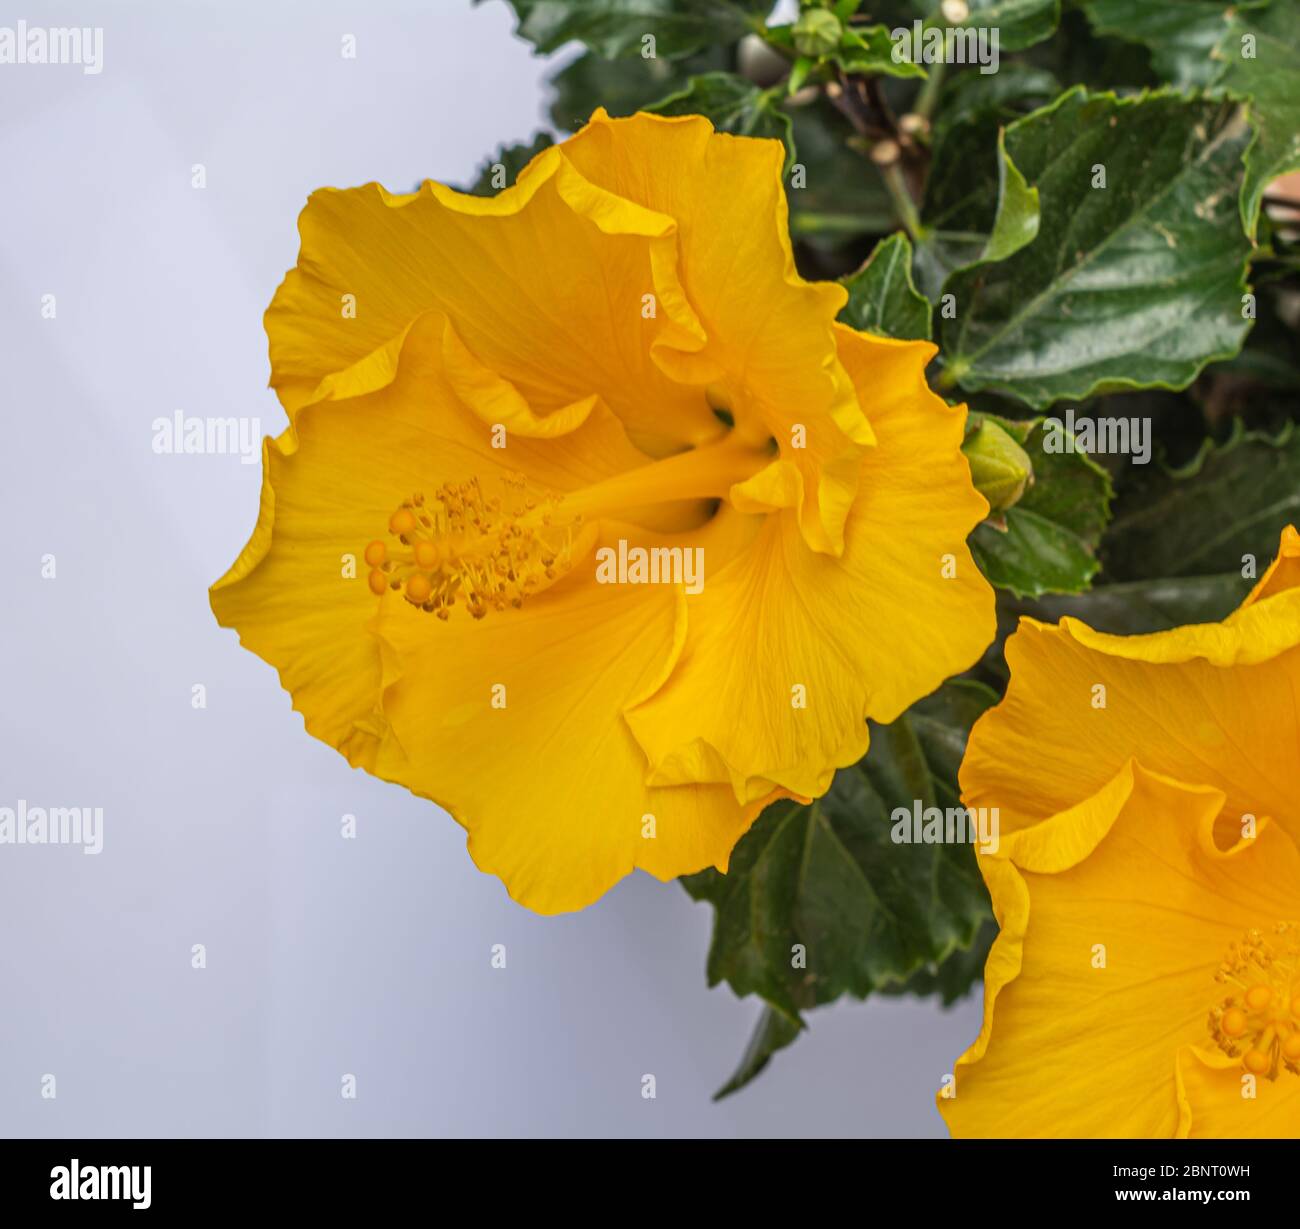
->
(942, 526), (1300, 1136)
(211, 109), (995, 914)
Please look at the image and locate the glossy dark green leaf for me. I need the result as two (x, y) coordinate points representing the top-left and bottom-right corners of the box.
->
(683, 680), (995, 1042)
(916, 87), (1044, 298)
(547, 47), (724, 129)
(880, 920), (996, 1005)
(839, 233), (932, 340)
(980, 128), (1039, 262)
(967, 412), (1114, 598)
(915, 106), (1005, 296)
(1102, 419), (1300, 580)
(939, 88), (1254, 409)
(717, 908), (994, 1099)
(932, 62), (1060, 139)
(951, 0), (1062, 52)
(646, 71), (793, 155)
(1213, 1), (1300, 240)
(1024, 4), (1162, 91)
(1082, 0), (1248, 88)
(465, 132), (553, 195)
(489, 0), (771, 59)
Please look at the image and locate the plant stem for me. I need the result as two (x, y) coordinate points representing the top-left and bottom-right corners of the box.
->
(879, 158), (923, 240)
(913, 58), (947, 122)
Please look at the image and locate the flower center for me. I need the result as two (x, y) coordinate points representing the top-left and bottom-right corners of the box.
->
(1207, 923), (1300, 1080)
(362, 433), (770, 620)
(364, 475), (588, 620)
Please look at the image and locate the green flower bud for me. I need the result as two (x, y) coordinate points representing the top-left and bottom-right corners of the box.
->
(792, 8), (843, 58)
(963, 419), (1033, 513)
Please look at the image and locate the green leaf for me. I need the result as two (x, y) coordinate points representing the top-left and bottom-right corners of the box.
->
(785, 100), (896, 247)
(547, 47), (724, 130)
(682, 680), (996, 1085)
(1102, 419), (1300, 581)
(967, 412), (1114, 598)
(932, 62), (1061, 139)
(465, 132), (554, 196)
(713, 1005), (803, 1100)
(762, 19), (925, 78)
(718, 909), (995, 1099)
(880, 920), (996, 1005)
(1082, 0), (1250, 89)
(1024, 4), (1163, 92)
(488, 0), (771, 59)
(1007, 573), (1251, 634)
(646, 72), (793, 155)
(939, 88), (1254, 409)
(881, 0), (1061, 54)
(980, 128), (1040, 262)
(953, 0), (1062, 53)
(839, 233), (932, 340)
(1213, 1), (1300, 240)
(916, 84), (1045, 296)
(835, 23), (925, 78)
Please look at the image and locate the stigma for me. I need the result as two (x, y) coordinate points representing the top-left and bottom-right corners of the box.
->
(364, 475), (585, 620)
(1207, 923), (1300, 1080)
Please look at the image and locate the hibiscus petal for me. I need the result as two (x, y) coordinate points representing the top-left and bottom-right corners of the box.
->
(624, 329), (994, 801)
(961, 589), (1300, 844)
(211, 311), (665, 770)
(559, 109), (874, 555)
(941, 761), (1300, 1138)
(1240, 523), (1300, 607)
(265, 149), (718, 453)
(371, 563), (769, 914)
(1177, 1047), (1300, 1137)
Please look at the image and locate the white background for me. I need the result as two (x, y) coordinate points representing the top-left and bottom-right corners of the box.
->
(0, 0), (979, 1136)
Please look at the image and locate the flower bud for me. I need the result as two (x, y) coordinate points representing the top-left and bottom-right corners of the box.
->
(962, 418), (1033, 512)
(792, 9), (843, 58)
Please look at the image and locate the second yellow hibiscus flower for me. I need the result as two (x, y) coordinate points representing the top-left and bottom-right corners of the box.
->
(944, 527), (1300, 1137)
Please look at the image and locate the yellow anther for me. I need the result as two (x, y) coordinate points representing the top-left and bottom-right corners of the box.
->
(406, 573), (433, 605)
(1246, 985), (1274, 1012)
(361, 436), (773, 622)
(365, 479), (583, 621)
(1207, 924), (1300, 1079)
(1243, 1049), (1271, 1075)
(367, 569), (387, 596)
